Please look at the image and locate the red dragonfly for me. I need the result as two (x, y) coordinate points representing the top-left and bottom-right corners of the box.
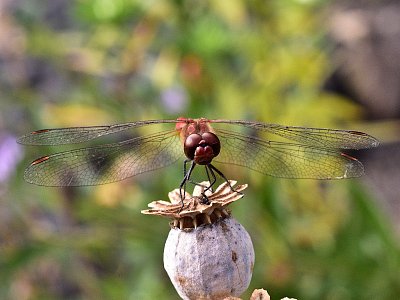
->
(18, 117), (379, 197)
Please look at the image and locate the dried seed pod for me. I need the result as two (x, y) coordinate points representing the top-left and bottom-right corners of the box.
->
(142, 181), (255, 300)
(164, 216), (254, 300)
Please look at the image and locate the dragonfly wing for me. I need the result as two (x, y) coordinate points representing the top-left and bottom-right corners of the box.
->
(17, 119), (178, 145)
(211, 120), (379, 150)
(214, 129), (364, 179)
(24, 130), (183, 186)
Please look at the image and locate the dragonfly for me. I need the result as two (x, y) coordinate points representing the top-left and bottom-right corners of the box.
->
(18, 117), (379, 201)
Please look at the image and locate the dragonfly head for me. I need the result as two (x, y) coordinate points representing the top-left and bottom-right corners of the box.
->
(184, 132), (221, 165)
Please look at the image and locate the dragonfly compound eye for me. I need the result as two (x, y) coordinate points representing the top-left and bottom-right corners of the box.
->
(201, 132), (221, 157)
(184, 134), (203, 160)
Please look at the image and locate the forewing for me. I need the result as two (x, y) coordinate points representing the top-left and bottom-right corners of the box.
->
(17, 119), (178, 145)
(214, 129), (364, 179)
(24, 130), (183, 186)
(211, 120), (379, 150)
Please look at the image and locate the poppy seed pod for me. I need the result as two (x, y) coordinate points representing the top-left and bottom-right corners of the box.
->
(142, 181), (254, 300)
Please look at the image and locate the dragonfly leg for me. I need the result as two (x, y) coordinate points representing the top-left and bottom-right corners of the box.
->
(204, 165), (216, 192)
(179, 160), (196, 210)
(208, 163), (242, 195)
(197, 165), (218, 204)
(181, 159), (188, 200)
(183, 165), (216, 205)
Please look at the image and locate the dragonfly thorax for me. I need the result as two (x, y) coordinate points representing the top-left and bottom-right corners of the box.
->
(184, 132), (221, 165)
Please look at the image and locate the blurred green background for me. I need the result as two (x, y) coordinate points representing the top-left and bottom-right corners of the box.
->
(1, 0), (399, 299)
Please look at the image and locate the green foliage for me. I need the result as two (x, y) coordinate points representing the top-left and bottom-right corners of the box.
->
(1, 0), (396, 299)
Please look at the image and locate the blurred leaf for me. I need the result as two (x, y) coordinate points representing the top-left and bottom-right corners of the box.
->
(41, 103), (114, 126)
(75, 0), (140, 23)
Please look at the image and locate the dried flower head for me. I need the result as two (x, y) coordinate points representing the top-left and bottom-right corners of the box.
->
(142, 180), (248, 229)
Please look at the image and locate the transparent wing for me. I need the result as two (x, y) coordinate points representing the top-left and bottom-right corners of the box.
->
(211, 120), (379, 150)
(17, 119), (178, 145)
(214, 129), (364, 179)
(24, 130), (183, 186)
